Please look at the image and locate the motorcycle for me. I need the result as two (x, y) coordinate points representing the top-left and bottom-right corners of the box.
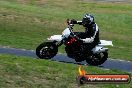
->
(36, 20), (113, 66)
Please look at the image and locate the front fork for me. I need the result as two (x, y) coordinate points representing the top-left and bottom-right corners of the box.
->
(52, 40), (63, 47)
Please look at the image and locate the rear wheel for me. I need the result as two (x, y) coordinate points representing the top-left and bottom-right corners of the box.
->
(86, 52), (108, 66)
(36, 42), (58, 59)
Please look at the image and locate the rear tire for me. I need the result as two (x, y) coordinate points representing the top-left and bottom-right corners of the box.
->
(86, 52), (108, 66)
(36, 42), (58, 59)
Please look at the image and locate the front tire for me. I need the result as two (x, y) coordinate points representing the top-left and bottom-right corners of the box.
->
(36, 42), (58, 59)
(86, 52), (108, 66)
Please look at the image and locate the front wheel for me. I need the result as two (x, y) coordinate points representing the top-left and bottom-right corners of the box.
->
(86, 52), (108, 66)
(36, 42), (58, 59)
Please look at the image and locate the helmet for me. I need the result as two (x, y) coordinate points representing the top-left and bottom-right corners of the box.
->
(82, 13), (94, 27)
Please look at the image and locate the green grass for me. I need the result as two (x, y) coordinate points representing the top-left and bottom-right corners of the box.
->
(0, 54), (132, 88)
(0, 1), (131, 87)
(0, 0), (132, 60)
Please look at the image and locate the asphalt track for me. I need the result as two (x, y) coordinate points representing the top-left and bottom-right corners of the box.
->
(0, 47), (132, 72)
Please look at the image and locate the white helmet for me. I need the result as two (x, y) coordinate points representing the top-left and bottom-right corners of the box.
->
(82, 13), (94, 27)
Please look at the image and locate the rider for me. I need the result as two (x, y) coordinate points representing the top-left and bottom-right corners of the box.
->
(69, 13), (100, 53)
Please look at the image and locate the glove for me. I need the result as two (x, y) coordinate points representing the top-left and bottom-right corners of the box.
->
(81, 37), (94, 43)
(69, 19), (77, 24)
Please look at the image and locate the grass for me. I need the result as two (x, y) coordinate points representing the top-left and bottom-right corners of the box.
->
(0, 0), (132, 60)
(0, 54), (132, 88)
(0, 1), (131, 87)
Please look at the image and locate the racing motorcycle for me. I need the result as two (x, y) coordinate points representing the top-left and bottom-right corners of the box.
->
(36, 20), (113, 66)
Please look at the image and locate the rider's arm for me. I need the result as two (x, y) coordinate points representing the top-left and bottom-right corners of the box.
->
(77, 21), (82, 25)
(82, 23), (99, 43)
